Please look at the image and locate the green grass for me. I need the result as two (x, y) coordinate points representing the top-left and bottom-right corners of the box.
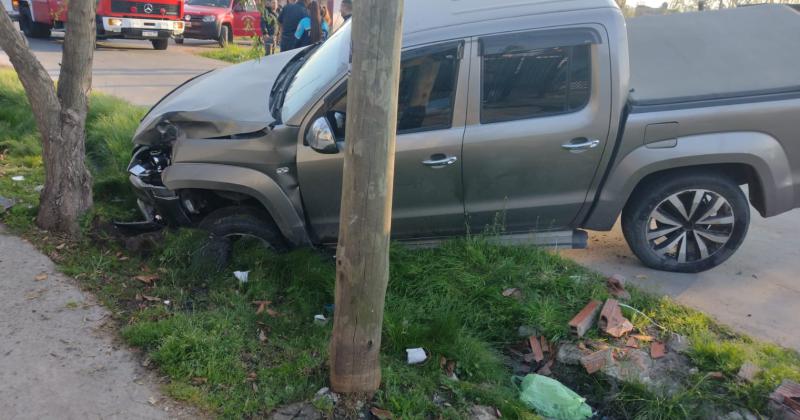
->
(2, 67), (800, 419)
(199, 42), (266, 64)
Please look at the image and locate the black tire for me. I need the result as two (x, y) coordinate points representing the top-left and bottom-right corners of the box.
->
(621, 170), (750, 273)
(218, 25), (230, 48)
(174, 37), (184, 44)
(30, 21), (51, 38)
(19, 6), (33, 36)
(198, 207), (287, 268)
(151, 38), (169, 50)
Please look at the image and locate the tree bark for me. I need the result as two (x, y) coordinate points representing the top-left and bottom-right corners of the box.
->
(329, 0), (404, 394)
(0, 2), (95, 237)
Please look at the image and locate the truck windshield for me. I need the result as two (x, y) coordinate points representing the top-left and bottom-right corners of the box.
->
(186, 0), (230, 7)
(281, 23), (351, 123)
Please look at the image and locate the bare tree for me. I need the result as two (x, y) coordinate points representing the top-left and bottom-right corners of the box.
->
(0, 1), (96, 237)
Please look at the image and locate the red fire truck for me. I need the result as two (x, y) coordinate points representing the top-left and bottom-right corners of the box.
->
(17, 0), (185, 50)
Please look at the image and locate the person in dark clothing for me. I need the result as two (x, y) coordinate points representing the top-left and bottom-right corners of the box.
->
(278, 0), (309, 51)
(260, 0), (279, 55)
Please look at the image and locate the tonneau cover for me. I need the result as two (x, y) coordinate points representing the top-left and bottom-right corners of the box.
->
(627, 5), (800, 106)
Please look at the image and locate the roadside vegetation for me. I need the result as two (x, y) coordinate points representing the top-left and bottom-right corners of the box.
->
(198, 41), (266, 64)
(2, 67), (799, 419)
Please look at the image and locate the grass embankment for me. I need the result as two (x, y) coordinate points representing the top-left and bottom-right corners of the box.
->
(198, 42), (266, 64)
(1, 68), (799, 419)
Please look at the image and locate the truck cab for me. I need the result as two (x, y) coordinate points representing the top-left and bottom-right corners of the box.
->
(16, 0), (185, 50)
(177, 0), (262, 48)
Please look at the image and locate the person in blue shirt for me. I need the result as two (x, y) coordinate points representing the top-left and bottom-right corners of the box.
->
(294, 0), (329, 48)
(278, 0), (309, 51)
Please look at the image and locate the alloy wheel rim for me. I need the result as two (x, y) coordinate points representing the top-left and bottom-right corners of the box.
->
(646, 189), (735, 264)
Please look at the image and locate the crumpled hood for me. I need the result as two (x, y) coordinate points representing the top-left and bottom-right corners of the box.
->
(133, 49), (304, 145)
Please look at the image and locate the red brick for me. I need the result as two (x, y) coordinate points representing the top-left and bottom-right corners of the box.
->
(568, 300), (602, 338)
(580, 349), (611, 374)
(529, 336), (544, 363)
(650, 341), (666, 359)
(625, 337), (639, 349)
(598, 299), (634, 338)
(606, 274), (631, 300)
(540, 336), (550, 354)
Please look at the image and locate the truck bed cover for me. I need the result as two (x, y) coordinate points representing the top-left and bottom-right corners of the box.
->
(627, 5), (800, 107)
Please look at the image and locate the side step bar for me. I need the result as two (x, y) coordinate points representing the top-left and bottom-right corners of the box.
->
(399, 230), (589, 250)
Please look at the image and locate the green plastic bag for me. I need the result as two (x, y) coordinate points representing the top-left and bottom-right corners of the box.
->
(516, 374), (593, 420)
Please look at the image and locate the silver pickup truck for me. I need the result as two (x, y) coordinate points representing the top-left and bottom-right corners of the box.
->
(126, 0), (800, 273)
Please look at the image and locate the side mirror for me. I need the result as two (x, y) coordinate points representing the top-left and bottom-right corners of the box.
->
(306, 117), (339, 154)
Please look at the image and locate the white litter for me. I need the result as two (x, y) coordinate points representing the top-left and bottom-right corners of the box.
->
(234, 271), (250, 284)
(314, 314), (328, 325)
(11, 176), (24, 182)
(406, 348), (427, 365)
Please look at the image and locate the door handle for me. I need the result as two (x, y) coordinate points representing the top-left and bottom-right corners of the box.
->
(422, 154), (458, 168)
(562, 138), (600, 152)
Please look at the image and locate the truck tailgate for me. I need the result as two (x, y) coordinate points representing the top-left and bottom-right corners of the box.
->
(627, 5), (800, 107)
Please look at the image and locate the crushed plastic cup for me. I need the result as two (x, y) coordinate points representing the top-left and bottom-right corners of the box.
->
(406, 348), (427, 365)
(234, 271), (250, 284)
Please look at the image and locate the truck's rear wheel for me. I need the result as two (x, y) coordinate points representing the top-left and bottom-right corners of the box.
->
(151, 39), (169, 50)
(198, 207), (287, 269)
(621, 171), (750, 273)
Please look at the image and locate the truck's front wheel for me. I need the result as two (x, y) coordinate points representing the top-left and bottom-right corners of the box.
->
(621, 171), (750, 273)
(218, 25), (230, 48)
(151, 39), (169, 50)
(198, 207), (287, 269)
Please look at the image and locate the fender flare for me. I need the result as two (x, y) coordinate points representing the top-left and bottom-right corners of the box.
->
(583, 131), (794, 230)
(162, 163), (312, 246)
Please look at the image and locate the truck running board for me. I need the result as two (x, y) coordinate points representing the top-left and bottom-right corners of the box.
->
(398, 230), (589, 250)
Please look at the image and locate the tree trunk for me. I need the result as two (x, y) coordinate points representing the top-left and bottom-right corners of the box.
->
(329, 0), (404, 394)
(0, 1), (95, 237)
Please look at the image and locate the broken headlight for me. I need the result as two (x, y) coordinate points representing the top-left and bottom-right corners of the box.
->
(129, 147), (172, 186)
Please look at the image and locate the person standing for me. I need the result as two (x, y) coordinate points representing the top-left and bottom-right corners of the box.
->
(278, 0), (309, 51)
(294, 0), (329, 48)
(260, 0), (280, 55)
(320, 4), (332, 30)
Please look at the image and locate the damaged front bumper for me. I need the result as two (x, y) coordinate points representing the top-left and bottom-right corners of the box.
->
(126, 147), (192, 228)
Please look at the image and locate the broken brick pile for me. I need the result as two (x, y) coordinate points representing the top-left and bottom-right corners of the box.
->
(770, 379), (800, 420)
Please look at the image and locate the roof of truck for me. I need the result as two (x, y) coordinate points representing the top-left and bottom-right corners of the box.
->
(628, 5), (800, 106)
(404, 0), (618, 34)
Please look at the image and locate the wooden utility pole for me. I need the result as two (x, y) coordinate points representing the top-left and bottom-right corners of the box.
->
(329, 0), (404, 393)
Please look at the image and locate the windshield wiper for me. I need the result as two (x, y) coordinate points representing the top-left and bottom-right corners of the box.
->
(269, 44), (322, 120)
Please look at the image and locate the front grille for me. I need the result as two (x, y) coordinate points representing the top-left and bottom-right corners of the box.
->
(110, 1), (180, 16)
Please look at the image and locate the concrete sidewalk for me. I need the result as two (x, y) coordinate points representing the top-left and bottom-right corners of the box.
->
(0, 226), (204, 419)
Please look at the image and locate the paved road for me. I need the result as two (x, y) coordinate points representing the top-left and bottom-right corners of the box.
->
(0, 33), (228, 106)
(2, 34), (799, 353)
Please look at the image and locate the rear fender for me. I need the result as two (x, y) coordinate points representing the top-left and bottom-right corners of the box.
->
(583, 131), (794, 230)
(162, 163), (311, 246)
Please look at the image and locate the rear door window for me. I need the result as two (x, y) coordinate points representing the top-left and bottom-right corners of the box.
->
(479, 29), (595, 124)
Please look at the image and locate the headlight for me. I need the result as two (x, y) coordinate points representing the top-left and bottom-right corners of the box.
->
(108, 18), (123, 26)
(184, 14), (191, 21)
(174, 21), (185, 30)
(202, 15), (216, 22)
